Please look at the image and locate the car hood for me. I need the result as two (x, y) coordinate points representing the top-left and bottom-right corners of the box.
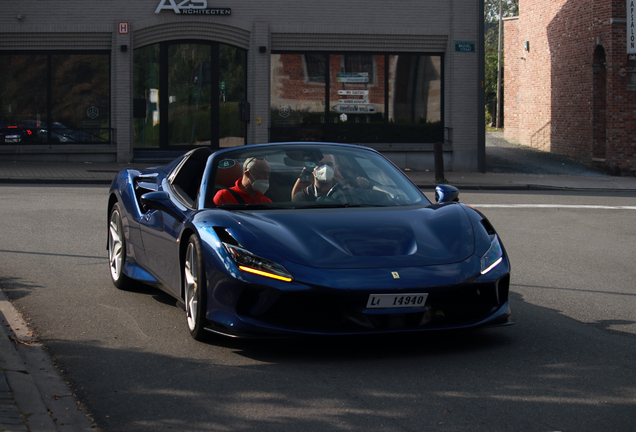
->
(224, 204), (475, 269)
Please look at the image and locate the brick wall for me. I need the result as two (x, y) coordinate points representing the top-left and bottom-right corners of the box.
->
(505, 0), (636, 173)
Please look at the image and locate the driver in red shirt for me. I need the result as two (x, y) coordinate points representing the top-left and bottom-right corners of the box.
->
(214, 157), (273, 205)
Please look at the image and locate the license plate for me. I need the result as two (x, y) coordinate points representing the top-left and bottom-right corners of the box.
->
(366, 293), (428, 309)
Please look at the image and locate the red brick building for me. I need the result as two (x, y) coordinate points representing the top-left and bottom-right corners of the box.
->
(504, 0), (636, 175)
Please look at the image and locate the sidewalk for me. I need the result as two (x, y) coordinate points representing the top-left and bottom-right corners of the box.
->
(1, 160), (636, 191)
(0, 290), (95, 432)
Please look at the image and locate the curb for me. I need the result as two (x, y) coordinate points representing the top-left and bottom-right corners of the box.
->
(0, 292), (56, 432)
(0, 291), (96, 432)
(0, 178), (112, 185)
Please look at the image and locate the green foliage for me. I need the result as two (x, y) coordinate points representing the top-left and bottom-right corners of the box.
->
(219, 102), (242, 138)
(484, 0), (519, 25)
(484, 0), (518, 126)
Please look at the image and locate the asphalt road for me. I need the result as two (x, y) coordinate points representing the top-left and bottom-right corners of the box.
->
(0, 185), (634, 431)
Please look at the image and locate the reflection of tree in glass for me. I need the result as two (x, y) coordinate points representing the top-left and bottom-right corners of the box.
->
(51, 54), (110, 129)
(166, 44), (213, 145)
(219, 44), (246, 141)
(0, 55), (47, 123)
(219, 44), (246, 102)
(133, 44), (160, 99)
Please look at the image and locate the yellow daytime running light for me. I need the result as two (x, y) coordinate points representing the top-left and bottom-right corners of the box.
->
(481, 257), (503, 275)
(238, 266), (293, 282)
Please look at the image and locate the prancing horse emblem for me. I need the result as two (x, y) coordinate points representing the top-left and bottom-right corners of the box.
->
(391, 272), (400, 279)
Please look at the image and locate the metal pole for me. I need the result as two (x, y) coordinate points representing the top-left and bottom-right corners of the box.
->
(496, 0), (503, 129)
(478, 0), (486, 172)
(434, 141), (445, 183)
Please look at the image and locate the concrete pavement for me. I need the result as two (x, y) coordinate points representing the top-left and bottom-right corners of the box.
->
(1, 159), (636, 190)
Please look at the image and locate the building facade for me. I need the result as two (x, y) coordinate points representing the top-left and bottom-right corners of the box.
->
(1, 0), (484, 171)
(504, 0), (636, 175)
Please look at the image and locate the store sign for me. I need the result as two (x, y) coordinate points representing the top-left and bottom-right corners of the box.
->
(332, 104), (376, 114)
(336, 73), (369, 83)
(454, 41), (476, 53)
(629, 0), (636, 54)
(87, 106), (99, 119)
(338, 90), (368, 96)
(279, 106), (291, 118)
(155, 0), (231, 15)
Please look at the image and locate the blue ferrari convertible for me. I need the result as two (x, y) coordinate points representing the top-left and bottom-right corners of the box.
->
(107, 142), (512, 341)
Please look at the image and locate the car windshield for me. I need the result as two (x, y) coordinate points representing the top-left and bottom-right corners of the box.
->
(205, 144), (428, 209)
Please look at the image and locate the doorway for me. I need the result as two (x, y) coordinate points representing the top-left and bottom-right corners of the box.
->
(133, 41), (246, 159)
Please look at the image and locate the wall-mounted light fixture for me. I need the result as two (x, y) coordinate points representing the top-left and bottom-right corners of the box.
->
(16, 14), (24, 21)
(524, 41), (530, 52)
(120, 45), (128, 52)
(259, 46), (267, 53)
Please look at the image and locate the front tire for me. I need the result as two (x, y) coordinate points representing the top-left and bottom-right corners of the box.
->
(108, 203), (133, 289)
(184, 235), (208, 341)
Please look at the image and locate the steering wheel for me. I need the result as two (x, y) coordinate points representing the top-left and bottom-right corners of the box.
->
(326, 178), (357, 198)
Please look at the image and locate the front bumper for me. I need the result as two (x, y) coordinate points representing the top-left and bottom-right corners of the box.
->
(204, 255), (513, 337)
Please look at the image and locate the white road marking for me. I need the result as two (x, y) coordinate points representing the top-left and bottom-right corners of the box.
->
(472, 204), (636, 210)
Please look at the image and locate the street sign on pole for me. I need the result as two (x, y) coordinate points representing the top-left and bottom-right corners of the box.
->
(628, 0), (636, 55)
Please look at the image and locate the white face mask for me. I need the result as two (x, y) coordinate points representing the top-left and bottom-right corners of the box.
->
(252, 179), (269, 194)
(315, 164), (334, 183)
(249, 172), (269, 194)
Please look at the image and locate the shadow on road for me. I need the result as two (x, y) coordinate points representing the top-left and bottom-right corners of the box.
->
(486, 132), (609, 177)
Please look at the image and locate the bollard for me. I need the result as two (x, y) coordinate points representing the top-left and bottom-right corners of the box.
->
(434, 141), (446, 183)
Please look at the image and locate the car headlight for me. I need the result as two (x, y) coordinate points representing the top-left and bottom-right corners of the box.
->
(480, 234), (503, 275)
(223, 243), (293, 282)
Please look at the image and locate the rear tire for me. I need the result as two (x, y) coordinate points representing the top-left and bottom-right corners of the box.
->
(108, 203), (133, 290)
(184, 235), (208, 341)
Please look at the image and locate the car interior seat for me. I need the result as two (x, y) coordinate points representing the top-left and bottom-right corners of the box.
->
(214, 159), (242, 190)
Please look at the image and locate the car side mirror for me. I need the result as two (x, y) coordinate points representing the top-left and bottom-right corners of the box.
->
(435, 184), (459, 203)
(140, 191), (184, 221)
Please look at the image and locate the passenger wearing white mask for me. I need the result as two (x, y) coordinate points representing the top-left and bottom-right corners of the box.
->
(214, 157), (272, 205)
(291, 154), (343, 202)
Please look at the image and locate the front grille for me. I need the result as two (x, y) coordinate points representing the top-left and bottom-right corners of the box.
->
(236, 277), (507, 333)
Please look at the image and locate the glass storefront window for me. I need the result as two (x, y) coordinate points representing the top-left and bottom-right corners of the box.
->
(304, 54), (326, 83)
(270, 53), (442, 144)
(51, 54), (110, 143)
(0, 52), (109, 145)
(168, 44), (212, 146)
(133, 41), (246, 150)
(133, 44), (160, 148)
(0, 54), (47, 144)
(329, 54), (385, 143)
(343, 54), (376, 84)
(270, 53), (327, 141)
(219, 44), (246, 147)
(388, 55), (442, 143)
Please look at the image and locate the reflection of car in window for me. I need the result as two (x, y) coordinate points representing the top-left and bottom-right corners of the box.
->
(18, 120), (97, 143)
(48, 122), (95, 143)
(0, 121), (37, 144)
